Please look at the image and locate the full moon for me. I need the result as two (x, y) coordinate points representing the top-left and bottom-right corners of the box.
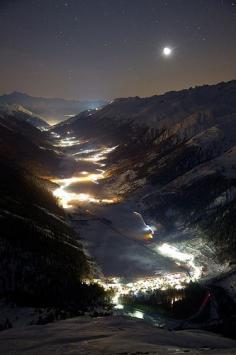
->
(163, 47), (172, 56)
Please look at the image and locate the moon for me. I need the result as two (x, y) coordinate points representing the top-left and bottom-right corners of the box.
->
(163, 47), (172, 56)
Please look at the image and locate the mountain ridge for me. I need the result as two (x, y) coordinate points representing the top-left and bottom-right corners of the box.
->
(53, 80), (236, 268)
(0, 92), (107, 124)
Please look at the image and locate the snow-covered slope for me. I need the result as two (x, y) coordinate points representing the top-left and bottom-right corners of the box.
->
(54, 80), (236, 265)
(0, 315), (236, 354)
(54, 80), (236, 143)
(0, 103), (49, 129)
(0, 107), (79, 175)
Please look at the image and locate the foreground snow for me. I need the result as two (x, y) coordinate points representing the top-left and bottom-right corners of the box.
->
(1, 316), (236, 354)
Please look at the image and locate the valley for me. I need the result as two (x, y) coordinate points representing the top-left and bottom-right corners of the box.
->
(1, 0), (236, 352)
(1, 81), (236, 353)
(48, 130), (215, 312)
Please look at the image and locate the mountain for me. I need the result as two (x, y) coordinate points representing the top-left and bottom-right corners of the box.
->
(0, 103), (49, 129)
(0, 110), (106, 310)
(0, 107), (79, 175)
(0, 92), (107, 124)
(0, 159), (108, 309)
(54, 80), (236, 266)
(54, 80), (236, 143)
(1, 81), (236, 345)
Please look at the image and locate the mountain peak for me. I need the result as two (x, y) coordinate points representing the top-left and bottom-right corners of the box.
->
(9, 91), (30, 98)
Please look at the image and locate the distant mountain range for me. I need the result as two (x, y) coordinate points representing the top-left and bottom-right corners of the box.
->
(0, 92), (106, 124)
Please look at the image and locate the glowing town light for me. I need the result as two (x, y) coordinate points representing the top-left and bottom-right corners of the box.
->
(52, 188), (76, 209)
(129, 310), (144, 319)
(52, 186), (116, 209)
(89, 273), (195, 317)
(157, 243), (202, 281)
(75, 146), (119, 163)
(73, 148), (101, 156)
(114, 303), (124, 310)
(112, 292), (120, 305)
(158, 243), (193, 262)
(78, 154), (106, 162)
(52, 180), (115, 208)
(100, 198), (115, 204)
(50, 136), (119, 208)
(96, 168), (105, 174)
(146, 232), (154, 240)
(50, 131), (61, 138)
(55, 137), (81, 147)
(77, 193), (94, 202)
(52, 170), (105, 188)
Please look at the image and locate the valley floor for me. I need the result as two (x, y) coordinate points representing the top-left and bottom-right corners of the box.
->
(1, 316), (236, 355)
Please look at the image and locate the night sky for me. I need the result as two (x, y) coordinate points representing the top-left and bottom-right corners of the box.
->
(0, 0), (235, 100)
